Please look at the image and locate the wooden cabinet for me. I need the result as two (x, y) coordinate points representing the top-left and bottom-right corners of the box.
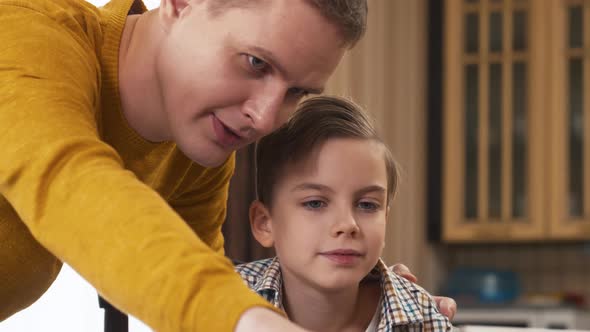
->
(548, 0), (590, 240)
(442, 0), (590, 242)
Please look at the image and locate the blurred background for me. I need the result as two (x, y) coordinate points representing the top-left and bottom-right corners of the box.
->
(2, 0), (589, 331)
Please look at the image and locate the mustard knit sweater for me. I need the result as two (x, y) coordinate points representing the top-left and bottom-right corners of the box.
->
(0, 0), (276, 330)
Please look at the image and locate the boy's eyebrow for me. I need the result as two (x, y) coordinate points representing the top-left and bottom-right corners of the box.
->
(291, 183), (335, 193)
(291, 184), (386, 196)
(355, 185), (386, 196)
(250, 46), (325, 94)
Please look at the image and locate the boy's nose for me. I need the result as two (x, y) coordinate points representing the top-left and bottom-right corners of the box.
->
(330, 212), (360, 237)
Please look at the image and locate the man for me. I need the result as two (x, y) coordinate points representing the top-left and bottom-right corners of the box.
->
(0, 0), (454, 331)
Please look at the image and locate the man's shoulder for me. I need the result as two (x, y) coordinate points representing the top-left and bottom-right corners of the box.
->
(0, 0), (102, 28)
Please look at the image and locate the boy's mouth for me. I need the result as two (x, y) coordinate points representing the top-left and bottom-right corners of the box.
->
(319, 249), (364, 265)
(321, 249), (363, 256)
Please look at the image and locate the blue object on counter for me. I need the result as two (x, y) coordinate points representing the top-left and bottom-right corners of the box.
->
(443, 267), (521, 305)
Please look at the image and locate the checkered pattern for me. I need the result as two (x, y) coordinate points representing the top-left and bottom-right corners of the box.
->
(235, 257), (452, 332)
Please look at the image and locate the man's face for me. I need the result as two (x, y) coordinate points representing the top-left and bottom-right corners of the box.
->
(155, 0), (346, 167)
(266, 138), (388, 291)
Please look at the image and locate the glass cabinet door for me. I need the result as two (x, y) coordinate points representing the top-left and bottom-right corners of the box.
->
(444, 0), (545, 242)
(549, 1), (590, 239)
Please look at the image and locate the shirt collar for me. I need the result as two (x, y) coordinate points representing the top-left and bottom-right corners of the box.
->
(247, 257), (426, 327)
(252, 257), (284, 308)
(372, 259), (424, 328)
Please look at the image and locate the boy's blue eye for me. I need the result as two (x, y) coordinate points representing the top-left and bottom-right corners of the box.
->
(358, 201), (379, 211)
(303, 200), (325, 209)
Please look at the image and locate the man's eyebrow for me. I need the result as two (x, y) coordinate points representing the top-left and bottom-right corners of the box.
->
(250, 46), (325, 94)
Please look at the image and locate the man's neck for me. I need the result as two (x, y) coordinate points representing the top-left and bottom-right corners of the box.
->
(281, 271), (381, 332)
(118, 10), (169, 143)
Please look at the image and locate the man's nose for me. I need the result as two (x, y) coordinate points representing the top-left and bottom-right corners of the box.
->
(243, 85), (287, 136)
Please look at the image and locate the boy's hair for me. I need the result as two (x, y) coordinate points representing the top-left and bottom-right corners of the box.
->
(207, 0), (368, 48)
(256, 96), (399, 207)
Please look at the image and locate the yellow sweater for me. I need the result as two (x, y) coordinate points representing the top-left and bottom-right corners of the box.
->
(0, 0), (277, 330)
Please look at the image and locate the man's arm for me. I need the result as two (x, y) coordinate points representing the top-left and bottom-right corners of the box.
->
(0, 4), (279, 331)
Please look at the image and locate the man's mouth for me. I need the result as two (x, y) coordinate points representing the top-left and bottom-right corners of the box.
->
(211, 114), (244, 148)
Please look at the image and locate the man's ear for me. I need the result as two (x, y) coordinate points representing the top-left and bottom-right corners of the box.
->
(159, 0), (196, 30)
(249, 200), (274, 248)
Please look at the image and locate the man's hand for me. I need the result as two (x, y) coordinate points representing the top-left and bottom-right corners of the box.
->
(433, 296), (457, 320)
(235, 307), (310, 332)
(391, 264), (457, 320)
(391, 263), (418, 283)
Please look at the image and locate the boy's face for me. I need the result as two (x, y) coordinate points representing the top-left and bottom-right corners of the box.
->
(155, 0), (346, 167)
(255, 138), (388, 291)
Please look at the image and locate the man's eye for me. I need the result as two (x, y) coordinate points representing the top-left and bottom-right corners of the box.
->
(288, 87), (309, 98)
(247, 55), (268, 72)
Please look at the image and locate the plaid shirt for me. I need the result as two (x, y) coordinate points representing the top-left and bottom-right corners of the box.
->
(236, 257), (452, 332)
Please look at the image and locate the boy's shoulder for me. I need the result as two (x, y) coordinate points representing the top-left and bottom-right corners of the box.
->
(234, 258), (452, 330)
(375, 259), (452, 330)
(235, 257), (280, 290)
(235, 257), (283, 308)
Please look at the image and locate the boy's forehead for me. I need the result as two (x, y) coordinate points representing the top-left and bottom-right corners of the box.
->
(280, 147), (323, 181)
(275, 139), (389, 190)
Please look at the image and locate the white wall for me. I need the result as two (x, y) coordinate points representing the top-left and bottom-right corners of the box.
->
(1, 1), (160, 331)
(0, 265), (151, 332)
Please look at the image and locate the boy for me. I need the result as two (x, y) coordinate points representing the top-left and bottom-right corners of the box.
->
(237, 96), (452, 331)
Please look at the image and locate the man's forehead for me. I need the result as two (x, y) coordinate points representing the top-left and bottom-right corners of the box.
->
(206, 0), (346, 89)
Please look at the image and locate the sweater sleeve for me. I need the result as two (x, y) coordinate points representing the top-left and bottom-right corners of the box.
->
(0, 4), (279, 331)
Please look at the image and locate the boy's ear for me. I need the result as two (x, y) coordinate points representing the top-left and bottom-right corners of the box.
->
(159, 0), (199, 30)
(249, 200), (274, 248)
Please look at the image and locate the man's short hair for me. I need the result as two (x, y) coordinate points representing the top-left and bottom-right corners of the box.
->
(255, 96), (400, 208)
(207, 0), (368, 48)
